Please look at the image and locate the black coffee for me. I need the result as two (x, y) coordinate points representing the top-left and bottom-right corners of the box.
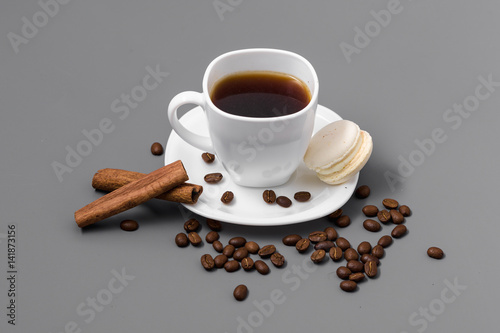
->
(211, 71), (311, 117)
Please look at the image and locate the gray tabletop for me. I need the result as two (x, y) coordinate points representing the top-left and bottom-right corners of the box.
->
(1, 1), (499, 332)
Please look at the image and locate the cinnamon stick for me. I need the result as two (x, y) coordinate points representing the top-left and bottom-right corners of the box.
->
(91, 168), (203, 204)
(75, 160), (188, 228)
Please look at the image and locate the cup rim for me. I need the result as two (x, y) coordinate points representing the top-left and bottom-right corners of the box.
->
(202, 48), (319, 122)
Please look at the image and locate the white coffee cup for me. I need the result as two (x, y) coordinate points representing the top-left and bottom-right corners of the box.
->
(167, 48), (319, 187)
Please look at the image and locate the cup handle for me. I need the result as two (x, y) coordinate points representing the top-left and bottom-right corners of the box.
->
(167, 91), (214, 152)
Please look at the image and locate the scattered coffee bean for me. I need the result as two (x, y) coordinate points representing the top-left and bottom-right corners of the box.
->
(258, 245), (276, 258)
(347, 260), (364, 273)
(205, 231), (219, 243)
(349, 272), (366, 283)
(224, 260), (240, 272)
(377, 235), (393, 248)
(314, 241), (335, 251)
(324, 227), (338, 241)
(150, 142), (164, 156)
(201, 254), (215, 270)
(399, 205), (411, 217)
(371, 245), (385, 259)
(206, 219), (222, 231)
(308, 231), (327, 243)
(229, 237), (246, 248)
(336, 237), (351, 251)
(360, 254), (380, 265)
(245, 241), (260, 254)
(282, 234), (302, 246)
(344, 248), (359, 261)
(175, 233), (189, 247)
(329, 247), (343, 261)
(311, 249), (326, 263)
(120, 220), (139, 232)
(294, 191), (311, 202)
(362, 205), (379, 217)
(427, 247), (444, 259)
(233, 247), (249, 261)
(213, 240), (224, 253)
(241, 257), (254, 271)
(335, 215), (351, 228)
(391, 225), (407, 238)
(254, 260), (270, 275)
(270, 253), (285, 267)
(377, 210), (392, 223)
(357, 241), (372, 255)
(223, 244), (235, 257)
(276, 196), (292, 208)
(296, 238), (310, 253)
(355, 185), (371, 199)
(202, 152), (215, 163)
(382, 198), (399, 209)
(188, 232), (202, 246)
(262, 190), (277, 204)
(221, 191), (234, 204)
(365, 261), (378, 278)
(363, 219), (381, 232)
(233, 284), (248, 301)
(328, 208), (343, 221)
(390, 209), (405, 224)
(340, 280), (357, 292)
(204, 172), (223, 184)
(184, 218), (200, 232)
(214, 254), (228, 268)
(336, 266), (352, 280)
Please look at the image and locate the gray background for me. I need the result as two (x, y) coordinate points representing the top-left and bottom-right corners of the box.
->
(0, 0), (499, 332)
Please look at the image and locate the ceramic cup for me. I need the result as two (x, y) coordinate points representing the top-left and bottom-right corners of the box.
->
(167, 48), (318, 187)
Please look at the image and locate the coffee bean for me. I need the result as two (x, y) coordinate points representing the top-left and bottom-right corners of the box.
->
(360, 254), (380, 265)
(340, 280), (357, 292)
(347, 260), (364, 273)
(363, 219), (381, 232)
(150, 142), (164, 156)
(270, 253), (285, 267)
(344, 248), (359, 261)
(188, 232), (202, 246)
(206, 219), (222, 231)
(329, 247), (343, 261)
(335, 215), (351, 228)
(336, 237), (351, 251)
(294, 191), (311, 202)
(365, 261), (378, 278)
(201, 152), (215, 163)
(120, 220), (139, 231)
(308, 231), (327, 243)
(324, 227), (338, 241)
(377, 235), (393, 248)
(224, 260), (240, 272)
(399, 205), (411, 217)
(282, 234), (302, 246)
(201, 254), (215, 270)
(371, 245), (385, 259)
(336, 266), (351, 280)
(357, 241), (372, 255)
(377, 210), (392, 223)
(221, 191), (234, 204)
(391, 225), (407, 238)
(390, 209), (405, 224)
(427, 247), (444, 259)
(205, 231), (219, 243)
(223, 244), (235, 257)
(362, 205), (379, 217)
(382, 198), (399, 209)
(213, 240), (224, 253)
(276, 196), (292, 208)
(233, 247), (249, 261)
(204, 172), (223, 184)
(314, 241), (335, 251)
(241, 257), (254, 271)
(254, 260), (270, 275)
(355, 185), (371, 199)
(262, 190), (276, 204)
(175, 233), (189, 247)
(328, 208), (343, 221)
(233, 284), (248, 301)
(258, 245), (276, 258)
(310, 249), (326, 263)
(184, 218), (200, 232)
(245, 241), (260, 254)
(349, 272), (366, 283)
(295, 238), (310, 253)
(214, 254), (228, 268)
(229, 237), (246, 248)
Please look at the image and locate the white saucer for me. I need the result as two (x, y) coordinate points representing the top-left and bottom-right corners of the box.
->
(165, 105), (358, 226)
